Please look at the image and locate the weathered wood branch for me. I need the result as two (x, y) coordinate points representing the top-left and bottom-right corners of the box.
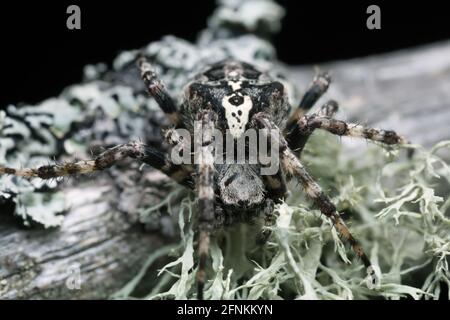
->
(0, 172), (177, 299)
(289, 40), (450, 150)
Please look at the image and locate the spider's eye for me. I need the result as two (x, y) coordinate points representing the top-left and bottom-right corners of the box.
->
(228, 95), (244, 106)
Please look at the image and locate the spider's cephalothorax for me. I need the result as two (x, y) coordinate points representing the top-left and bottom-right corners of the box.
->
(0, 58), (409, 299)
(182, 60), (290, 136)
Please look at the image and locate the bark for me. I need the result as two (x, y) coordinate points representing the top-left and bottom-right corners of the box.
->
(0, 173), (175, 299)
(290, 40), (450, 149)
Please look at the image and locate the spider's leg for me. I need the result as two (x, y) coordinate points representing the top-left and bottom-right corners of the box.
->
(262, 168), (288, 203)
(281, 150), (378, 285)
(253, 113), (378, 286)
(296, 114), (408, 147)
(258, 164), (288, 244)
(163, 126), (196, 180)
(0, 142), (143, 179)
(195, 110), (216, 300)
(286, 100), (339, 155)
(256, 199), (276, 245)
(258, 120), (290, 244)
(0, 141), (194, 188)
(140, 145), (195, 188)
(138, 57), (181, 126)
(284, 72), (331, 136)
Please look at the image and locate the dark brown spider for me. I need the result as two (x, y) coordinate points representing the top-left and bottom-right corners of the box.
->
(0, 57), (408, 299)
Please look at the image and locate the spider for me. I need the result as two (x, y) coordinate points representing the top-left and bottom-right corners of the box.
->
(0, 57), (408, 299)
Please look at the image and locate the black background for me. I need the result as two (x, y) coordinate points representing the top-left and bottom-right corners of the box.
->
(0, 1), (449, 108)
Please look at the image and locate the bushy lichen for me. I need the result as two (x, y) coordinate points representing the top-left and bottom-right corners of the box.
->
(114, 133), (450, 300)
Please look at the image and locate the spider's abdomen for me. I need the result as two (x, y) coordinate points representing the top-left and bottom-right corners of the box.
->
(217, 163), (265, 210)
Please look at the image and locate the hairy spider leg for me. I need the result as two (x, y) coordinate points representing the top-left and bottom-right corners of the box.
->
(253, 113), (379, 287)
(0, 141), (194, 188)
(288, 100), (339, 155)
(195, 110), (216, 300)
(295, 114), (408, 147)
(258, 161), (288, 244)
(138, 57), (182, 126)
(285, 72), (331, 144)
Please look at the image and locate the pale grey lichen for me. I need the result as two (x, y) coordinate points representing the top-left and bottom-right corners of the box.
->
(115, 134), (449, 300)
(206, 0), (285, 38)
